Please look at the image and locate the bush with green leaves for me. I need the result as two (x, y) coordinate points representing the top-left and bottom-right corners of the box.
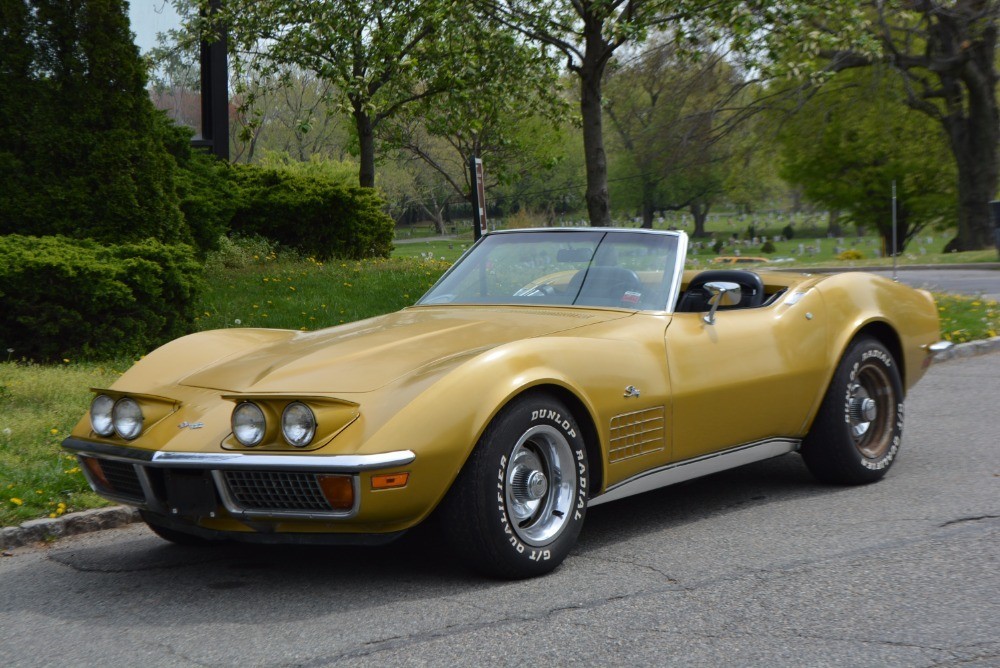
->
(228, 165), (395, 260)
(0, 235), (203, 361)
(158, 118), (237, 256)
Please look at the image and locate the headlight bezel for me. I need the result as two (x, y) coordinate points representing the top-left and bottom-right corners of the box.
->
(281, 401), (317, 448)
(232, 401), (267, 447)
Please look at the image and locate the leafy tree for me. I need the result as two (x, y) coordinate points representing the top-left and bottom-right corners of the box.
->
(604, 42), (747, 231)
(477, 0), (747, 226)
(0, 0), (188, 245)
(382, 29), (569, 232)
(721, 1), (1000, 251)
(203, 0), (524, 190)
(777, 69), (956, 254)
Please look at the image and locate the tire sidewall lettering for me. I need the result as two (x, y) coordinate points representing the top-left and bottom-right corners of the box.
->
(844, 348), (903, 471)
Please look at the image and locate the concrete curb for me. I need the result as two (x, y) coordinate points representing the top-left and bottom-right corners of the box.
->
(1, 506), (139, 551)
(930, 335), (1000, 363)
(3, 337), (999, 551)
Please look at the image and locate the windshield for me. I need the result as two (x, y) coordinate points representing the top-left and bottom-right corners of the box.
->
(417, 230), (684, 311)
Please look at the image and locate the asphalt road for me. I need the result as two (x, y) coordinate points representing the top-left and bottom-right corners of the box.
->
(892, 269), (1000, 301)
(2, 354), (998, 667)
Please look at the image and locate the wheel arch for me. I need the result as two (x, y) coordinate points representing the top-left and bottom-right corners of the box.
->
(852, 320), (905, 389)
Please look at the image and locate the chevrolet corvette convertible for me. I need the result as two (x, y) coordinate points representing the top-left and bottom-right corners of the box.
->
(63, 228), (948, 578)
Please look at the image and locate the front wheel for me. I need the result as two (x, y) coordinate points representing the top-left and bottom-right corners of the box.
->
(439, 393), (589, 578)
(801, 337), (904, 485)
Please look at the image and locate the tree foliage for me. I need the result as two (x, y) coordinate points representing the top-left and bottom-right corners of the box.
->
(777, 69), (956, 253)
(382, 27), (569, 231)
(605, 42), (749, 231)
(477, 1), (754, 227)
(720, 1), (1000, 251)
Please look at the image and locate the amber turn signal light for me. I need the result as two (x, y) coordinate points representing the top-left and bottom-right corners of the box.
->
(371, 472), (409, 490)
(81, 457), (111, 489)
(317, 474), (354, 510)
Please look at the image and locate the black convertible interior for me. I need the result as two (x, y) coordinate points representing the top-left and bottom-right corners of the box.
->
(674, 269), (773, 313)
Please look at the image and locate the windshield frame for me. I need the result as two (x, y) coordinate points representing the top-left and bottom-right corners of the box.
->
(414, 228), (689, 313)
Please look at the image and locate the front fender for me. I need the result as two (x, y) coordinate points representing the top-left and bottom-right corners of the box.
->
(352, 329), (672, 528)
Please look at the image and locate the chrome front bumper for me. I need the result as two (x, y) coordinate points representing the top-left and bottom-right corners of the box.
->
(62, 437), (415, 521)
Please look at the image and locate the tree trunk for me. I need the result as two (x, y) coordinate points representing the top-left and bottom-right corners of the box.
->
(917, 11), (998, 251)
(827, 209), (841, 237)
(944, 111), (999, 250)
(690, 201), (710, 237)
(641, 179), (655, 228)
(354, 106), (376, 189)
(579, 35), (611, 227)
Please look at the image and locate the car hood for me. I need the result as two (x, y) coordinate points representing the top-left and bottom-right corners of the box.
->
(179, 306), (628, 394)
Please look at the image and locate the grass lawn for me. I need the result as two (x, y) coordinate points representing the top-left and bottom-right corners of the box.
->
(2, 237), (997, 528)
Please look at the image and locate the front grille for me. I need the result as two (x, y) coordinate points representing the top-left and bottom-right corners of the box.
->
(223, 471), (334, 512)
(98, 459), (146, 502)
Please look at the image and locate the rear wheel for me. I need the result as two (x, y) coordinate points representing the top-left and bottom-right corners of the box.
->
(801, 337), (904, 484)
(439, 393), (589, 578)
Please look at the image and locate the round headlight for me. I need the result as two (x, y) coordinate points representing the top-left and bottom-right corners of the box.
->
(112, 397), (143, 440)
(232, 402), (266, 447)
(281, 402), (316, 448)
(90, 394), (115, 437)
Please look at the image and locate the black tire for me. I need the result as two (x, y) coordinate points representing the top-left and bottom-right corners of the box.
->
(141, 511), (214, 546)
(439, 393), (589, 579)
(801, 337), (904, 485)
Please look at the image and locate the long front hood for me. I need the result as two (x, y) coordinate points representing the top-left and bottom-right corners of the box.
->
(179, 306), (628, 394)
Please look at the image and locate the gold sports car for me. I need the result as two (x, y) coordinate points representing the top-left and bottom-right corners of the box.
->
(63, 228), (949, 578)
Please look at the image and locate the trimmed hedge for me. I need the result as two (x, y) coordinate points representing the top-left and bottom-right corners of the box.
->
(0, 235), (203, 361)
(228, 166), (395, 260)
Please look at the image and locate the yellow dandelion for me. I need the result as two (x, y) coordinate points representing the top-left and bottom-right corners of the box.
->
(50, 428), (59, 435)
(10, 497), (23, 506)
(49, 513), (57, 518)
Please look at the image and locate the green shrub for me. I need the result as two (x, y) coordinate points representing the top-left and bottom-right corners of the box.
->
(158, 118), (237, 256)
(0, 235), (203, 361)
(0, 0), (188, 246)
(761, 240), (776, 253)
(782, 223), (795, 240)
(838, 249), (864, 260)
(205, 234), (281, 271)
(229, 165), (394, 260)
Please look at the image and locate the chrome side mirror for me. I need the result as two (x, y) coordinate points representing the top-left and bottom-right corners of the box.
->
(702, 281), (742, 325)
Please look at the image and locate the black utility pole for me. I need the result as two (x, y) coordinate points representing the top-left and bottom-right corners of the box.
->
(192, 0), (229, 160)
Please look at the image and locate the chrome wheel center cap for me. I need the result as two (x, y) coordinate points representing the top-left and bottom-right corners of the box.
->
(850, 396), (877, 423)
(526, 470), (548, 500)
(511, 465), (548, 503)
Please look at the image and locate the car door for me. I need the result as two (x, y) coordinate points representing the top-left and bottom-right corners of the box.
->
(664, 287), (830, 462)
